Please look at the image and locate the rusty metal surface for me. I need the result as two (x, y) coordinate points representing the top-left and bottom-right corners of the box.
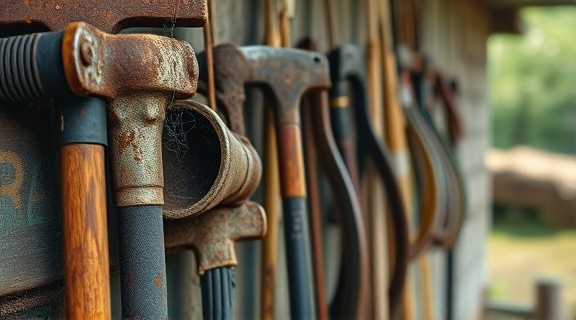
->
(0, 0), (207, 33)
(54, 22), (199, 207)
(61, 22), (198, 99)
(197, 44), (252, 136)
(240, 46), (330, 126)
(164, 201), (267, 274)
(162, 100), (262, 218)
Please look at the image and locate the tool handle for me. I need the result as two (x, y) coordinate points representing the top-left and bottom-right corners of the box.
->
(57, 95), (109, 318)
(351, 76), (409, 318)
(201, 267), (235, 320)
(61, 143), (110, 318)
(118, 205), (168, 319)
(0, 31), (71, 101)
(329, 81), (362, 196)
(281, 196), (315, 319)
(276, 123), (314, 319)
(312, 91), (368, 319)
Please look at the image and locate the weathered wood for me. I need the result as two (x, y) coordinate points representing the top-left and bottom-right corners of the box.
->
(60, 144), (110, 318)
(534, 278), (563, 320)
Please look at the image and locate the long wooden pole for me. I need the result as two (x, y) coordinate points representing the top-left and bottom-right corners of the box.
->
(61, 144), (110, 318)
(363, 0), (390, 318)
(58, 96), (110, 319)
(260, 1), (282, 318)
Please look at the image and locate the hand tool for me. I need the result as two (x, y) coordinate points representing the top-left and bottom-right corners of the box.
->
(0, 22), (199, 317)
(327, 43), (413, 319)
(162, 99), (264, 320)
(0, 27), (109, 318)
(296, 36), (369, 320)
(297, 38), (330, 320)
(410, 55), (468, 320)
(196, 42), (331, 318)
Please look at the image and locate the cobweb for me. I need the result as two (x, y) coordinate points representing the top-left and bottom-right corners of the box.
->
(163, 107), (196, 162)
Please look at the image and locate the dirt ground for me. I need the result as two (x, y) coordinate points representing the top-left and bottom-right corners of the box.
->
(488, 223), (576, 319)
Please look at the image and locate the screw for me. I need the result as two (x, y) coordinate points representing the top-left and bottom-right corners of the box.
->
(80, 38), (94, 67)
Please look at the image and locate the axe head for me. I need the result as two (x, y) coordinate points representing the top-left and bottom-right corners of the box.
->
(0, 0), (207, 33)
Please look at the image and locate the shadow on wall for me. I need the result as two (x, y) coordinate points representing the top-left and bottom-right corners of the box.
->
(486, 146), (576, 228)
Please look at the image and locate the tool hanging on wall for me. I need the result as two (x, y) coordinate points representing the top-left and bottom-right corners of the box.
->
(321, 1), (418, 317)
(296, 36), (369, 319)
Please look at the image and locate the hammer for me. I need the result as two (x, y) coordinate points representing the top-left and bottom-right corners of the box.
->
(1, 2), (206, 316)
(196, 44), (330, 319)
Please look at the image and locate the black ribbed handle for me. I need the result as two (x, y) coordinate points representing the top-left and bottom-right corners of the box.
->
(0, 31), (69, 102)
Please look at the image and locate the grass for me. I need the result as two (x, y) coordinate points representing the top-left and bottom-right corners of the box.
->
(488, 212), (576, 318)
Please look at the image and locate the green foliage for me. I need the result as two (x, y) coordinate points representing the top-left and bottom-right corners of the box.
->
(489, 7), (576, 154)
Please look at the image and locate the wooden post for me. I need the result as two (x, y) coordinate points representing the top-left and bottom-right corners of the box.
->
(535, 278), (563, 320)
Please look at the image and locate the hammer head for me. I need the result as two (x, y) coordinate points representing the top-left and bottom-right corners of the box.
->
(197, 44), (253, 136)
(240, 46), (331, 126)
(327, 44), (365, 84)
(164, 201), (267, 274)
(0, 0), (207, 33)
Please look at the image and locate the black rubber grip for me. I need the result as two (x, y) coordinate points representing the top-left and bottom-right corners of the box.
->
(56, 95), (107, 146)
(282, 196), (314, 320)
(118, 205), (168, 319)
(0, 31), (70, 102)
(200, 267), (235, 320)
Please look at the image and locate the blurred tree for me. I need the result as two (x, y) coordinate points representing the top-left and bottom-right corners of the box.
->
(489, 6), (576, 154)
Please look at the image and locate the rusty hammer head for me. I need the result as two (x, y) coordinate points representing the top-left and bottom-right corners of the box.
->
(0, 0), (207, 33)
(196, 44), (331, 134)
(164, 201), (267, 274)
(56, 22), (199, 207)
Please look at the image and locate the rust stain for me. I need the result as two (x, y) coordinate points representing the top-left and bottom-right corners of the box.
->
(154, 274), (162, 288)
(117, 129), (135, 150)
(102, 10), (111, 20)
(23, 0), (30, 6)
